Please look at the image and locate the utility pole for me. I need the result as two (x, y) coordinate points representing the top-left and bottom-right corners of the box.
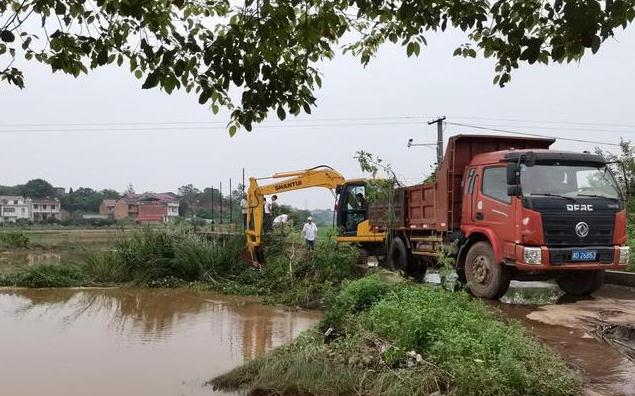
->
(219, 181), (223, 224)
(427, 116), (446, 166)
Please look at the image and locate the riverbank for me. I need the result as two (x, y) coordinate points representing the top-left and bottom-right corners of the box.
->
(211, 275), (582, 395)
(0, 228), (359, 306)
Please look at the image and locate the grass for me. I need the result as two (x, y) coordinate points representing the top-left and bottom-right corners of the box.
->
(0, 231), (30, 249)
(211, 275), (582, 396)
(0, 228), (359, 307)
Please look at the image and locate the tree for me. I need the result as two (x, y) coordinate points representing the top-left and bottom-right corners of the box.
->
(20, 178), (56, 198)
(2, 1), (634, 131)
(177, 184), (201, 199)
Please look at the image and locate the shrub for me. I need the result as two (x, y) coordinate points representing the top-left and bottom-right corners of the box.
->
(0, 263), (85, 287)
(82, 251), (129, 283)
(0, 231), (30, 249)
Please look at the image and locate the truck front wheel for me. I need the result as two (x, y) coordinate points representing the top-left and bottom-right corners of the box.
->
(386, 237), (408, 272)
(465, 242), (511, 299)
(556, 270), (604, 296)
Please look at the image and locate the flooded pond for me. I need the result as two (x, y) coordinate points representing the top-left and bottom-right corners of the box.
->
(0, 288), (320, 396)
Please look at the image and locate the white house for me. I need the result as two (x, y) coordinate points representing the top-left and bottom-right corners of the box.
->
(167, 202), (180, 222)
(0, 196), (33, 223)
(32, 198), (61, 222)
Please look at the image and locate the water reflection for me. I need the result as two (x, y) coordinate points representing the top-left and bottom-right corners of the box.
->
(0, 288), (320, 396)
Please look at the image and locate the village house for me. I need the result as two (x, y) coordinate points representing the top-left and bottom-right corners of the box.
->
(99, 199), (117, 218)
(110, 192), (179, 223)
(32, 198), (61, 222)
(0, 196), (33, 223)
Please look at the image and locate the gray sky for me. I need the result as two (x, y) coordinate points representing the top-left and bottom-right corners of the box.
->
(1, 27), (634, 210)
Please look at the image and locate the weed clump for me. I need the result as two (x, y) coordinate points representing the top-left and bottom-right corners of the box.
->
(0, 231), (30, 249)
(212, 276), (582, 396)
(0, 263), (85, 288)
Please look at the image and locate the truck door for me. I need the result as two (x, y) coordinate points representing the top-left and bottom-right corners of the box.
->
(475, 166), (516, 260)
(462, 168), (477, 223)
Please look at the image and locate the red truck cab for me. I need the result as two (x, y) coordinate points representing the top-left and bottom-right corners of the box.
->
(459, 147), (628, 297)
(361, 134), (629, 299)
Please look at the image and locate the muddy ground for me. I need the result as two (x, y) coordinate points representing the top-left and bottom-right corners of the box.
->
(496, 281), (635, 396)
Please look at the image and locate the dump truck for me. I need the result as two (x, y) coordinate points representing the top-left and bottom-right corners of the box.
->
(337, 134), (629, 298)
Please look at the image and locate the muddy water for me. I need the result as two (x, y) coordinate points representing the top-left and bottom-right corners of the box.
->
(497, 281), (635, 396)
(0, 288), (320, 396)
(424, 272), (635, 395)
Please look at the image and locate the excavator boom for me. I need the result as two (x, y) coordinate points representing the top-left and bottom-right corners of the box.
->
(245, 166), (345, 265)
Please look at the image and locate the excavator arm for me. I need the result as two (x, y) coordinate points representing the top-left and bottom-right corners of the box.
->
(245, 165), (345, 265)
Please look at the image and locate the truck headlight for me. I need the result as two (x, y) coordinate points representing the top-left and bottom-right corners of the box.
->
(523, 247), (542, 265)
(618, 247), (630, 265)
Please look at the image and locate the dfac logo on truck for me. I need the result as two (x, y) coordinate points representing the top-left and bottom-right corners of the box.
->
(575, 222), (590, 238)
(566, 204), (593, 212)
(275, 181), (302, 191)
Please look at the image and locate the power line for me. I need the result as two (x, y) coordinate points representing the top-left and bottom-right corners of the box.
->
(446, 122), (621, 147)
(3, 114), (635, 130)
(0, 115), (433, 129)
(0, 120), (428, 134)
(447, 115), (635, 129)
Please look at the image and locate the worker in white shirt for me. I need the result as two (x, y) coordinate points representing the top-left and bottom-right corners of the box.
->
(240, 193), (248, 230)
(264, 197), (272, 232)
(302, 216), (318, 250)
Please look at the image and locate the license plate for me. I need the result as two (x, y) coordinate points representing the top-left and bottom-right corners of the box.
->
(571, 250), (597, 262)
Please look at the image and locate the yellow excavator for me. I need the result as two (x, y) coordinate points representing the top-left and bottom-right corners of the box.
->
(245, 165), (385, 265)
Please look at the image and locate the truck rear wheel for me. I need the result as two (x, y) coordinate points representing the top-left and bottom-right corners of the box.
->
(465, 242), (510, 299)
(556, 270), (605, 296)
(385, 237), (408, 272)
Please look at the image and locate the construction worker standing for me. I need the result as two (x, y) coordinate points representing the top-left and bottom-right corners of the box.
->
(302, 216), (318, 250)
(264, 197), (272, 232)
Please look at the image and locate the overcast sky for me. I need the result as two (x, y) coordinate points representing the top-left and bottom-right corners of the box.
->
(1, 27), (634, 210)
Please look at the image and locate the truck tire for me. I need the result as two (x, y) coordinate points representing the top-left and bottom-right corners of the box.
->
(386, 237), (408, 272)
(556, 270), (605, 296)
(408, 257), (428, 282)
(465, 242), (510, 299)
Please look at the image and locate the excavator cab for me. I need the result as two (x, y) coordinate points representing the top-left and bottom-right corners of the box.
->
(335, 182), (368, 236)
(335, 181), (385, 243)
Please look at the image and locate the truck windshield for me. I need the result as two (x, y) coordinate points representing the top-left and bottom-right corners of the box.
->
(520, 163), (621, 199)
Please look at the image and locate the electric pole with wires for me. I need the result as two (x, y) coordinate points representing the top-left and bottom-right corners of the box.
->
(428, 116), (446, 165)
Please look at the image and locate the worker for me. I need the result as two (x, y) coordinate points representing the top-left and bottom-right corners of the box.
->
(302, 216), (318, 250)
(240, 193), (248, 230)
(264, 197), (272, 232)
(271, 195), (279, 216)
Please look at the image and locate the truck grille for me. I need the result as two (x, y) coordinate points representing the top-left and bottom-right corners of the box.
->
(542, 213), (614, 246)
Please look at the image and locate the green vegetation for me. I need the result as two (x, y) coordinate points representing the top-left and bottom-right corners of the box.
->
(212, 276), (581, 396)
(0, 228), (358, 307)
(4, 1), (633, 131)
(1, 263), (85, 288)
(0, 231), (30, 249)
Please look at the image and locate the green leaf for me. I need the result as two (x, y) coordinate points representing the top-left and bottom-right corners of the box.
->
(591, 36), (601, 54)
(277, 106), (286, 121)
(211, 104), (219, 114)
(134, 70), (143, 79)
(229, 125), (237, 136)
(0, 30), (15, 43)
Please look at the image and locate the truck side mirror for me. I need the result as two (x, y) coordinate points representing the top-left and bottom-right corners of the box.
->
(507, 185), (522, 196)
(506, 163), (520, 185)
